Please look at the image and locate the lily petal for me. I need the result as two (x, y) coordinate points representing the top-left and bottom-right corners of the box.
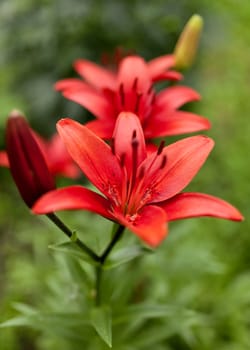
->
(159, 192), (244, 221)
(156, 85), (201, 110)
(33, 185), (113, 220)
(85, 119), (115, 139)
(116, 205), (168, 247)
(152, 70), (183, 83)
(62, 87), (113, 120)
(57, 119), (123, 200)
(144, 111), (211, 138)
(113, 112), (147, 175)
(141, 136), (214, 203)
(147, 54), (175, 80)
(54, 78), (90, 91)
(118, 55), (151, 92)
(74, 59), (116, 90)
(6, 113), (55, 207)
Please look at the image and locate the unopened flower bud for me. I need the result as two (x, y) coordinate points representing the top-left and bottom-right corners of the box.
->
(6, 110), (55, 207)
(174, 14), (203, 70)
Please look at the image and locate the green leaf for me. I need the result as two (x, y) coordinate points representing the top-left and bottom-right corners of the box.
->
(0, 316), (31, 328)
(91, 306), (112, 348)
(49, 241), (98, 266)
(104, 245), (150, 269)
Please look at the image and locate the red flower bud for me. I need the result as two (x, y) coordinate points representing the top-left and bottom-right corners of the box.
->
(6, 110), (55, 207)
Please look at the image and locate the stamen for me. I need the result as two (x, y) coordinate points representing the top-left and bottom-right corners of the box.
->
(134, 93), (142, 114)
(138, 165), (145, 179)
(120, 153), (126, 167)
(110, 138), (115, 155)
(157, 140), (165, 155)
(147, 85), (153, 95)
(151, 93), (156, 105)
(129, 130), (139, 197)
(119, 83), (125, 106)
(160, 155), (167, 169)
(132, 130), (137, 139)
(132, 77), (138, 91)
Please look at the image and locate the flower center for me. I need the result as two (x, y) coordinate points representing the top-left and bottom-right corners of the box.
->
(116, 78), (155, 121)
(112, 135), (167, 217)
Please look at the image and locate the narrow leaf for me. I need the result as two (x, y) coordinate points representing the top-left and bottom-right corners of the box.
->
(49, 241), (98, 266)
(91, 306), (112, 347)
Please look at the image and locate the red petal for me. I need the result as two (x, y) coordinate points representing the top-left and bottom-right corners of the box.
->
(0, 151), (9, 167)
(33, 185), (113, 220)
(141, 135), (214, 203)
(116, 205), (168, 247)
(152, 70), (183, 83)
(54, 78), (89, 91)
(74, 59), (116, 90)
(6, 113), (55, 207)
(147, 54), (175, 80)
(85, 119), (115, 139)
(46, 133), (80, 179)
(118, 55), (151, 92)
(144, 111), (211, 138)
(159, 192), (244, 221)
(57, 118), (122, 199)
(156, 85), (201, 110)
(62, 87), (114, 120)
(113, 112), (147, 175)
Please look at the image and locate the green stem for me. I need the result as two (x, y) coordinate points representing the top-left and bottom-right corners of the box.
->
(95, 264), (102, 306)
(95, 225), (125, 305)
(46, 213), (99, 262)
(100, 224), (125, 264)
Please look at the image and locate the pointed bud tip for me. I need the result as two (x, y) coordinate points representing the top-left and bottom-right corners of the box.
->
(188, 14), (204, 30)
(174, 14), (204, 70)
(8, 109), (25, 119)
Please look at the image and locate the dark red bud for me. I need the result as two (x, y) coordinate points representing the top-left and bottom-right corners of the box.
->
(6, 110), (55, 207)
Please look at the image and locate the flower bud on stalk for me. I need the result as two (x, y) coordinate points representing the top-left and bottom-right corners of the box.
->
(174, 14), (203, 70)
(6, 110), (55, 207)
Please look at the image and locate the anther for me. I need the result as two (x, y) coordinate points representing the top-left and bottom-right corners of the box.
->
(138, 165), (145, 179)
(151, 93), (156, 105)
(110, 138), (115, 155)
(120, 153), (126, 167)
(132, 77), (138, 91)
(119, 83), (125, 106)
(147, 85), (153, 95)
(134, 93), (142, 114)
(160, 155), (167, 169)
(157, 140), (165, 155)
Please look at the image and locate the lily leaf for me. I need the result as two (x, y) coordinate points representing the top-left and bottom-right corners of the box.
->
(0, 316), (31, 328)
(49, 241), (98, 266)
(91, 306), (112, 348)
(104, 245), (151, 269)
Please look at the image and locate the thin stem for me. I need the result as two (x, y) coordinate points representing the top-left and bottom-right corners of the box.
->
(95, 264), (102, 306)
(46, 213), (99, 262)
(95, 224), (125, 305)
(100, 224), (125, 264)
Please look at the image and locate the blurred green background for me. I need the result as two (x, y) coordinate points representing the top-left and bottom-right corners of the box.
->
(0, 0), (249, 349)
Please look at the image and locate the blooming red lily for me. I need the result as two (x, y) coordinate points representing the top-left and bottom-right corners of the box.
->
(55, 55), (210, 142)
(32, 112), (243, 247)
(1, 121), (79, 179)
(6, 111), (55, 207)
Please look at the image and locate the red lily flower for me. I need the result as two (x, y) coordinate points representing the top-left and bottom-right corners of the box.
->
(6, 111), (55, 207)
(32, 112), (243, 247)
(55, 55), (210, 142)
(35, 133), (80, 179)
(1, 122), (79, 179)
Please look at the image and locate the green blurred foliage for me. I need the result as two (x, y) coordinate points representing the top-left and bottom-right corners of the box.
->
(0, 0), (249, 349)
